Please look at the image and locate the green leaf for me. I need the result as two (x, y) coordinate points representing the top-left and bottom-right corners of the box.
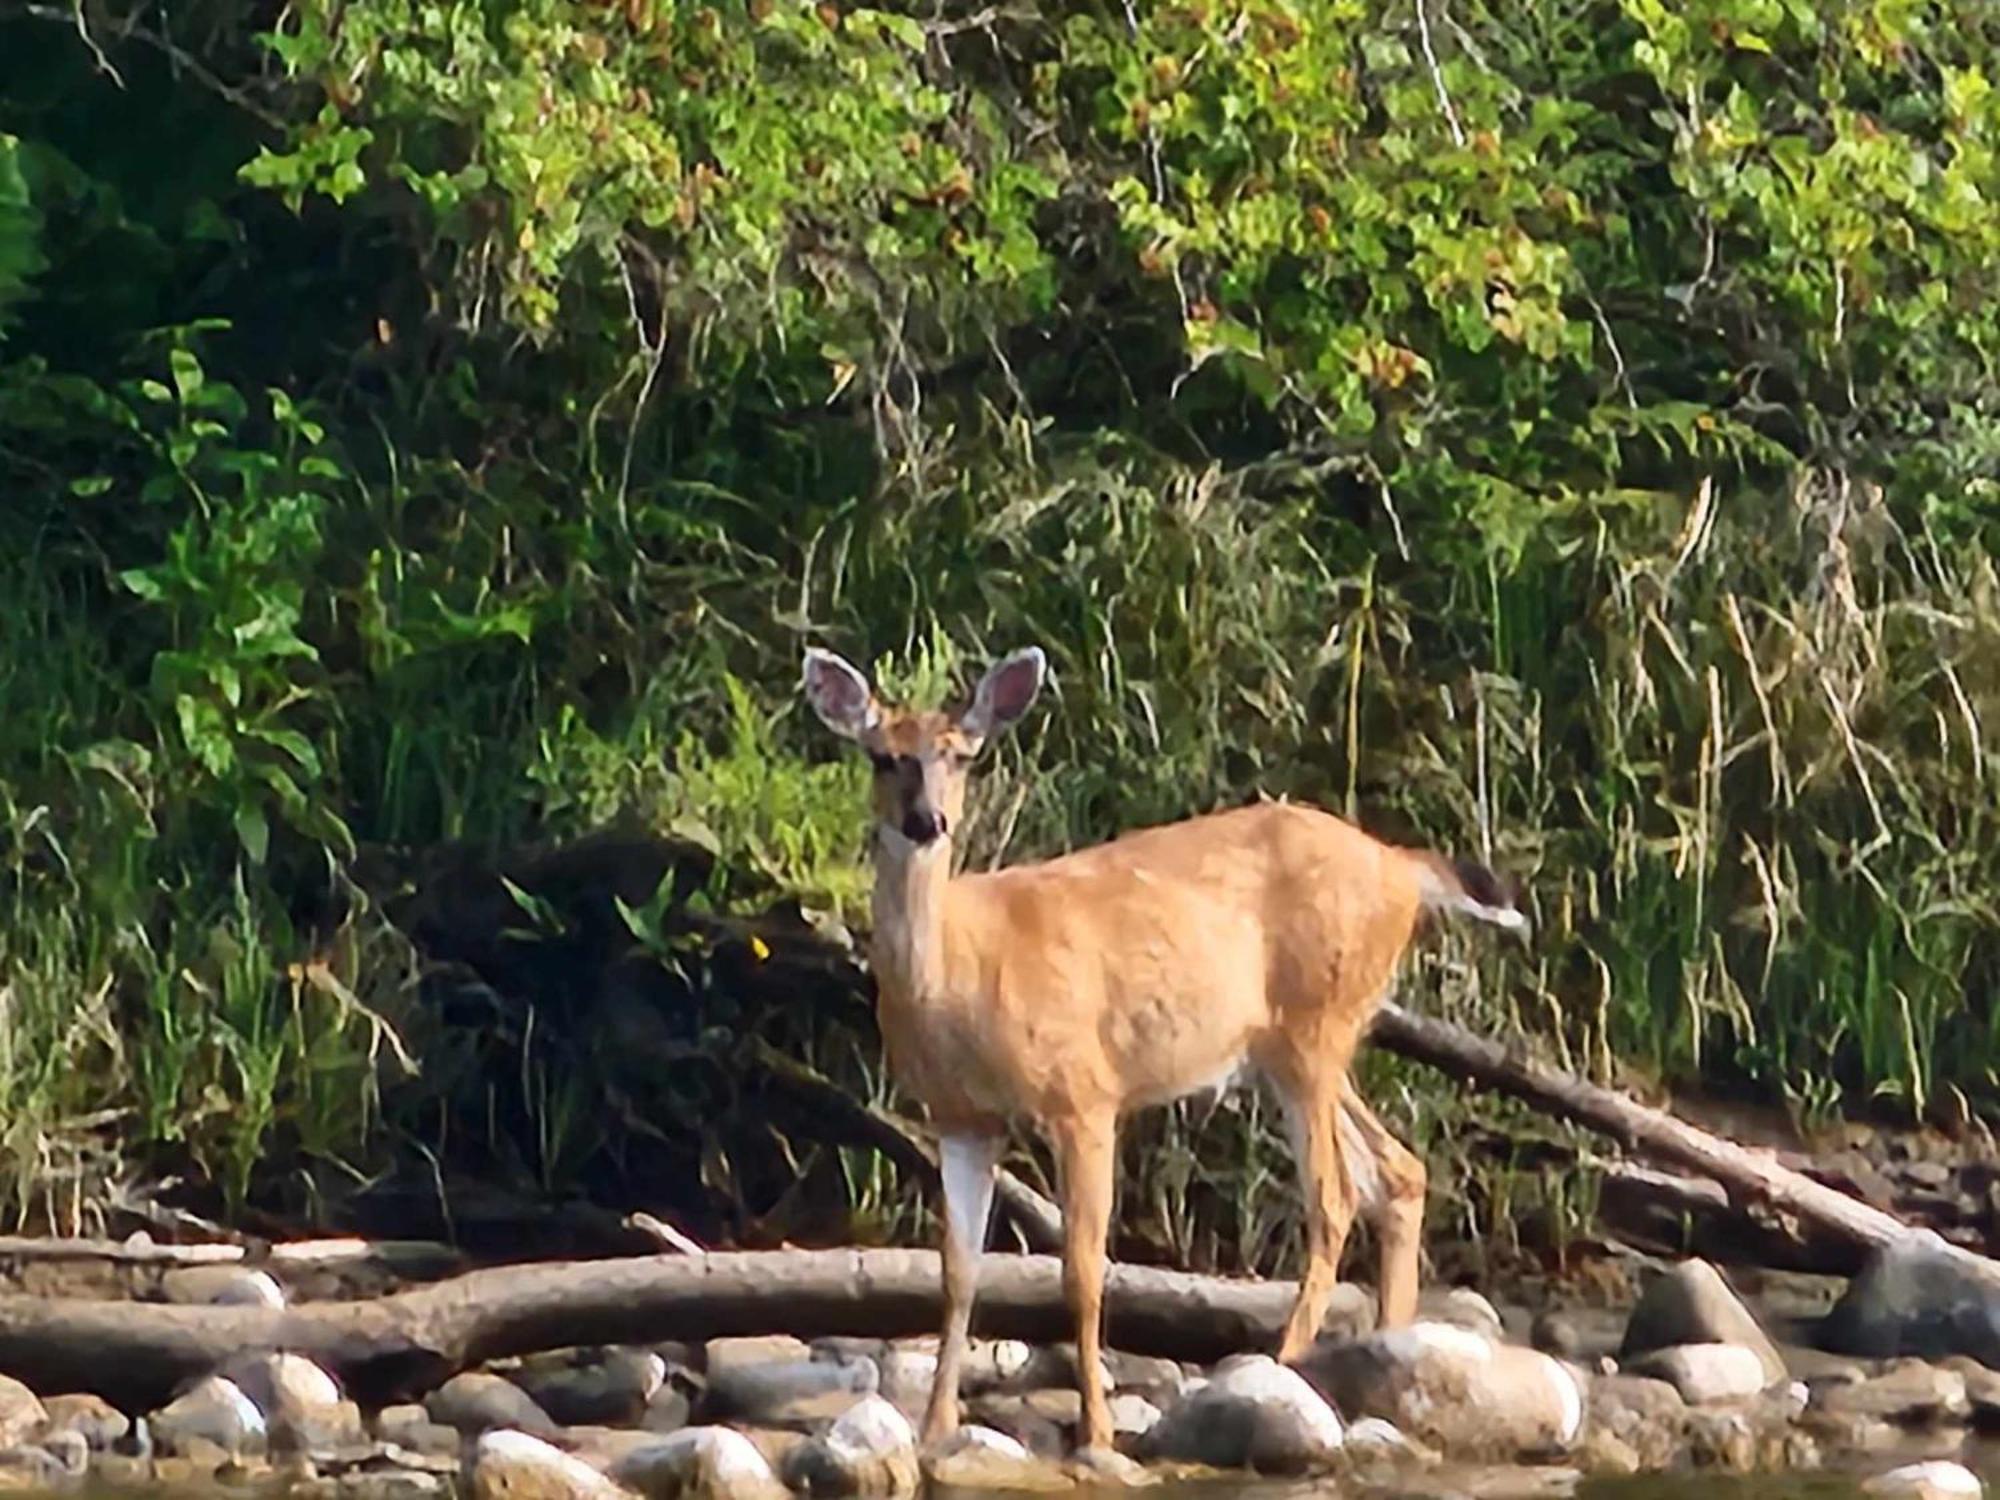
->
(169, 348), (204, 403)
(234, 803), (270, 865)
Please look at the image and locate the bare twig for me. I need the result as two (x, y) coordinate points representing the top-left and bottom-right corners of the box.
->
(1414, 0), (1466, 149)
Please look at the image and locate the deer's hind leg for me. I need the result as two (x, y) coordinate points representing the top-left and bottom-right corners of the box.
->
(1339, 1080), (1426, 1328)
(1265, 1036), (1368, 1364)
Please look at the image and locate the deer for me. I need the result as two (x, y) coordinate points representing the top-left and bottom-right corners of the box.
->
(800, 643), (1528, 1454)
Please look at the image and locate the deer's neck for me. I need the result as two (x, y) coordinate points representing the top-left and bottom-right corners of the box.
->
(870, 829), (954, 1001)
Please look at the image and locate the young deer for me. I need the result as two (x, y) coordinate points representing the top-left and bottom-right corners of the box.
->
(801, 645), (1527, 1452)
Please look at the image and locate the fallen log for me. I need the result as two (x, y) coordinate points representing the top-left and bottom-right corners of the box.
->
(0, 1249), (1311, 1412)
(1369, 1001), (1971, 1275)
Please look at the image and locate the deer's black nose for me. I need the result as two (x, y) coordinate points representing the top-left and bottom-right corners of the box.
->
(902, 808), (948, 844)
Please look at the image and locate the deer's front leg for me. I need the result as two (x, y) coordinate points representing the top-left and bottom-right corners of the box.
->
(1052, 1111), (1117, 1453)
(923, 1130), (1000, 1446)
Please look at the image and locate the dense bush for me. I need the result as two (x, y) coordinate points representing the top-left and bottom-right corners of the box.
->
(0, 0), (1996, 1263)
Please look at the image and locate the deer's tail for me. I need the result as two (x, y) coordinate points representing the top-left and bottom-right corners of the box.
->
(1408, 849), (1530, 936)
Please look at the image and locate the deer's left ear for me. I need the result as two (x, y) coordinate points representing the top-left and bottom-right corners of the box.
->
(959, 647), (1046, 740)
(802, 648), (882, 742)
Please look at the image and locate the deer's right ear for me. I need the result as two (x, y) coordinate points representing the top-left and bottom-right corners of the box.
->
(802, 648), (882, 742)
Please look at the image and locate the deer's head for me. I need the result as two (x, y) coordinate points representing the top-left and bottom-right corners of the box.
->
(802, 646), (1046, 849)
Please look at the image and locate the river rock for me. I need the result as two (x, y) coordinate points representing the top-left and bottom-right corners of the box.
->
(1680, 1407), (1758, 1471)
(1585, 1374), (1686, 1469)
(223, 1351), (366, 1450)
(1810, 1360), (1970, 1425)
(1135, 1354), (1342, 1475)
(608, 1426), (791, 1500)
(1430, 1288), (1506, 1340)
(41, 1393), (126, 1451)
(811, 1339), (885, 1365)
(0, 1431), (89, 1491)
(703, 1337), (809, 1377)
(643, 1385), (693, 1435)
(375, 1405), (462, 1457)
(1300, 1322), (1585, 1458)
(1621, 1260), (1787, 1384)
(1824, 1234), (2000, 1366)
(1531, 1312), (1583, 1360)
(1107, 1392), (1161, 1439)
(466, 1430), (625, 1500)
(1864, 1461), (1985, 1500)
(515, 1349), (669, 1428)
(872, 1347), (934, 1420)
(159, 1265), (286, 1308)
(1621, 1343), (1770, 1405)
(149, 1375), (268, 1459)
(1939, 1356), (2000, 1426)
(0, 1379), (43, 1449)
(986, 1345), (1114, 1398)
(920, 1427), (1071, 1492)
(963, 1394), (1066, 1459)
(1573, 1426), (1643, 1476)
(780, 1396), (918, 1497)
(427, 1373), (561, 1440)
(702, 1355), (877, 1426)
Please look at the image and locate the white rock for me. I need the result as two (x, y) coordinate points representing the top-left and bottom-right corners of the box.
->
(468, 1429), (628, 1500)
(161, 1265), (287, 1309)
(1301, 1321), (1586, 1457)
(782, 1395), (919, 1497)
(1137, 1354), (1343, 1474)
(609, 1426), (789, 1500)
(1623, 1343), (1769, 1405)
(1865, 1462), (1984, 1500)
(1106, 1392), (1161, 1438)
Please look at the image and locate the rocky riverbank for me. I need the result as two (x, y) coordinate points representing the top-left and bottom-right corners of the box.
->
(0, 1238), (1992, 1500)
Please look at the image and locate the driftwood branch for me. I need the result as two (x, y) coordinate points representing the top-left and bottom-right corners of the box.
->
(1369, 1001), (1959, 1273)
(0, 1250), (1294, 1412)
